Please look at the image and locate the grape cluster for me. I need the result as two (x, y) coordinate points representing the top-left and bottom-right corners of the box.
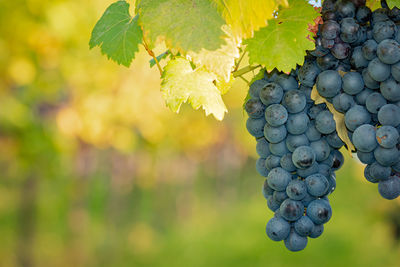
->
(311, 0), (400, 199)
(245, 68), (344, 251)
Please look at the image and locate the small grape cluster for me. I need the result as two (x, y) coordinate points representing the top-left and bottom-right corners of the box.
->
(311, 0), (400, 199)
(245, 67), (344, 251)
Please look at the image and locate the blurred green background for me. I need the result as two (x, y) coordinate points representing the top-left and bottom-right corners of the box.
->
(1, 0), (400, 266)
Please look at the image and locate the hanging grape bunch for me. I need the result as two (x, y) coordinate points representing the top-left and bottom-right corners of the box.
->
(245, 0), (400, 252)
(246, 68), (345, 251)
(314, 0), (400, 199)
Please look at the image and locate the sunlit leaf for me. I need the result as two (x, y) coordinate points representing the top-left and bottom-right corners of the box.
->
(137, 0), (226, 52)
(217, 0), (288, 39)
(187, 25), (240, 82)
(161, 57), (227, 120)
(245, 0), (318, 72)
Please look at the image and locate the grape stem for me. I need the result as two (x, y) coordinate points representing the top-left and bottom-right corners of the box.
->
(232, 64), (261, 78)
(233, 50), (247, 72)
(143, 38), (163, 76)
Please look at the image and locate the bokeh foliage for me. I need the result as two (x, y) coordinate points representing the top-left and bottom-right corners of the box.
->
(1, 0), (400, 266)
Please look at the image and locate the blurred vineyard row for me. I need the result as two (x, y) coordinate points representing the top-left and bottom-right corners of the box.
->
(1, 0), (400, 266)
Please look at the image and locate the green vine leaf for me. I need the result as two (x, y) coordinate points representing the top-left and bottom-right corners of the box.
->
(386, 0), (400, 8)
(161, 57), (227, 120)
(245, 0), (318, 73)
(137, 0), (226, 53)
(89, 1), (142, 67)
(218, 0), (288, 39)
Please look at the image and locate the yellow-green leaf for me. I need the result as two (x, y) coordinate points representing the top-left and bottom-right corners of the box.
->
(311, 85), (355, 155)
(245, 0), (319, 73)
(187, 25), (240, 82)
(218, 0), (288, 39)
(387, 0), (400, 8)
(137, 0), (226, 52)
(161, 57), (227, 120)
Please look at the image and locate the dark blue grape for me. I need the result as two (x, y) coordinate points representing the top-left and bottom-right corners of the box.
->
(282, 90), (306, 113)
(333, 93), (355, 113)
(326, 132), (344, 149)
(267, 195), (281, 211)
(331, 42), (351, 59)
(249, 79), (268, 98)
(298, 60), (321, 87)
(378, 176), (400, 200)
(352, 124), (377, 152)
(357, 151), (375, 164)
(264, 124), (287, 143)
(306, 199), (332, 225)
(362, 39), (378, 61)
(286, 179), (307, 201)
(316, 70), (342, 98)
(321, 20), (340, 40)
(292, 146), (316, 169)
(318, 163), (332, 178)
(265, 155), (281, 171)
(273, 190), (288, 203)
(342, 72), (364, 95)
(263, 179), (274, 199)
(356, 5), (372, 23)
(280, 153), (296, 172)
(317, 53), (339, 70)
(345, 105), (371, 131)
(377, 39), (400, 65)
(256, 138), (271, 158)
(310, 139), (331, 162)
(305, 174), (330, 197)
(297, 162), (319, 178)
(355, 88), (373, 105)
(392, 62), (400, 82)
(280, 199), (305, 221)
(294, 216), (314, 237)
(326, 173), (336, 194)
(367, 58), (390, 82)
(276, 74), (298, 91)
(364, 164), (379, 183)
(284, 230), (308, 252)
(316, 110), (336, 134)
(286, 134), (309, 152)
(370, 161), (391, 181)
(246, 117), (267, 138)
(267, 167), (292, 191)
(378, 104), (400, 127)
(380, 78), (400, 102)
(305, 123), (322, 142)
(362, 69), (380, 89)
(265, 104), (288, 126)
(376, 126), (399, 148)
(269, 140), (289, 156)
(309, 224), (324, 238)
(351, 46), (369, 70)
(366, 92), (387, 114)
(256, 158), (269, 177)
(373, 20), (397, 43)
(266, 217), (291, 241)
(331, 150), (344, 170)
(260, 82), (284, 106)
(374, 146), (400, 166)
(245, 98), (266, 119)
(340, 18), (359, 43)
(286, 112), (309, 135)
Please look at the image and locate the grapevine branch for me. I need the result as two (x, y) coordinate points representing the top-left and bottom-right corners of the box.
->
(143, 38), (163, 76)
(232, 64), (261, 78)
